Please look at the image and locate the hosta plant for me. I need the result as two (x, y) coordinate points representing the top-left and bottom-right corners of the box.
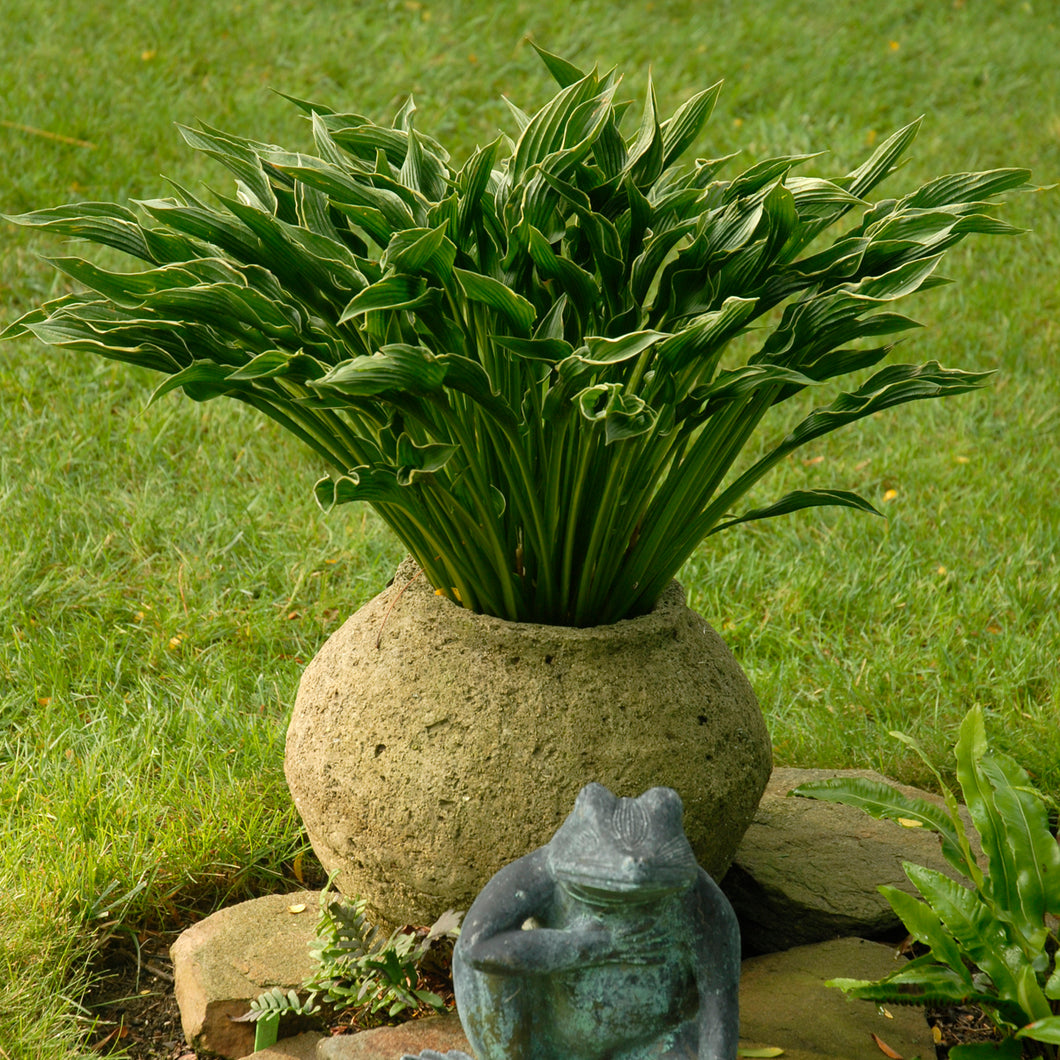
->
(3, 46), (1029, 625)
(794, 708), (1060, 1060)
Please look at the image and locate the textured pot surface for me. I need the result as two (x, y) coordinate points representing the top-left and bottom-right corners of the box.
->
(285, 559), (771, 926)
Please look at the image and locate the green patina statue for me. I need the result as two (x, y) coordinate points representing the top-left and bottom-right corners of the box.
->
(428, 782), (741, 1060)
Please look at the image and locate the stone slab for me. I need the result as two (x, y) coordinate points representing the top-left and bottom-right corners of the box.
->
(739, 937), (934, 1060)
(246, 1032), (326, 1060)
(316, 1014), (470, 1060)
(724, 766), (982, 954)
(170, 890), (322, 1057)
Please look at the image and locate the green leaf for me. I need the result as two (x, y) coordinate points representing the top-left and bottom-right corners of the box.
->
(530, 40), (587, 89)
(511, 70), (607, 179)
(949, 1039), (1023, 1060)
(655, 297), (758, 371)
(903, 168), (1032, 210)
(955, 709), (1033, 932)
(709, 488), (881, 535)
(578, 329), (668, 365)
(5, 201), (159, 262)
(826, 958), (991, 1007)
(525, 225), (600, 307)
(312, 344), (446, 398)
(576, 384), (656, 442)
(340, 274), (431, 320)
(254, 1011), (280, 1052)
(1046, 955), (1060, 1001)
(315, 468), (407, 508)
(492, 334), (574, 363)
(382, 226), (457, 280)
(453, 268), (536, 334)
(904, 863), (1051, 1018)
(660, 83), (722, 172)
(844, 119), (922, 200)
(1017, 1017), (1060, 1045)
(792, 777), (969, 871)
(148, 361), (233, 404)
(782, 362), (992, 452)
(878, 884), (972, 983)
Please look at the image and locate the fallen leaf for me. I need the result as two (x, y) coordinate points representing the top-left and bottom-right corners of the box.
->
(897, 818), (925, 829)
(872, 1033), (902, 1058)
(292, 851), (305, 885)
(287, 903), (307, 914)
(882, 488), (898, 502)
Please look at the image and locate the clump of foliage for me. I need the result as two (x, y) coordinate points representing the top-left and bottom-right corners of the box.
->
(795, 708), (1060, 1060)
(238, 889), (461, 1050)
(3, 45), (1029, 625)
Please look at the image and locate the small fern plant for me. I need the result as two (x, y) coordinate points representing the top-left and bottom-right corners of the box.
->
(794, 708), (1060, 1060)
(237, 888), (462, 1051)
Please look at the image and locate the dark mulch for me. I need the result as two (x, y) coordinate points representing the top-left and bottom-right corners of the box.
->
(80, 936), (191, 1060)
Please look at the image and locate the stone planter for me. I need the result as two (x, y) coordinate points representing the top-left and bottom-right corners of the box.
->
(285, 559), (771, 926)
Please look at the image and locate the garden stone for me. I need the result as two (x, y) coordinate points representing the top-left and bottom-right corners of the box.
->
(739, 936), (934, 1060)
(723, 767), (983, 954)
(454, 782), (740, 1059)
(245, 1032), (326, 1060)
(316, 1014), (469, 1060)
(170, 890), (322, 1058)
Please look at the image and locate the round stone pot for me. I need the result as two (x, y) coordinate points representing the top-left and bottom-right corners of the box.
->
(285, 559), (772, 926)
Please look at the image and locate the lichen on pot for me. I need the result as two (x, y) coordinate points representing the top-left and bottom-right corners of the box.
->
(285, 559), (771, 926)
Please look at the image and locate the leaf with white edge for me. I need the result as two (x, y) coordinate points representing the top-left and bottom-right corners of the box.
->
(315, 468), (408, 509)
(493, 335), (574, 363)
(708, 489), (881, 535)
(780, 362), (992, 453)
(340, 275), (431, 320)
(529, 40), (586, 89)
(579, 330), (668, 365)
(383, 226), (457, 279)
(453, 268), (536, 334)
(313, 344), (446, 398)
(576, 384), (656, 442)
(903, 168), (1032, 210)
(148, 361), (234, 404)
(844, 119), (922, 200)
(660, 83), (722, 172)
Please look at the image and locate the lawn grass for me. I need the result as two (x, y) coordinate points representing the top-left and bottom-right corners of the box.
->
(2, 0), (1058, 1055)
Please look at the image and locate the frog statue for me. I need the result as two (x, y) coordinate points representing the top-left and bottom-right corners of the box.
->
(407, 782), (740, 1060)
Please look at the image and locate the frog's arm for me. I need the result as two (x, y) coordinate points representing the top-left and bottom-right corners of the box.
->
(691, 870), (741, 1060)
(456, 849), (612, 976)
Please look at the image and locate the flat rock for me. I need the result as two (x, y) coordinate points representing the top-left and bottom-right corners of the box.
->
(739, 937), (933, 1060)
(723, 767), (981, 954)
(316, 1014), (470, 1060)
(246, 1032), (326, 1060)
(170, 890), (322, 1057)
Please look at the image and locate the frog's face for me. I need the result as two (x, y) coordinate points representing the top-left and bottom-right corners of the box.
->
(547, 783), (698, 907)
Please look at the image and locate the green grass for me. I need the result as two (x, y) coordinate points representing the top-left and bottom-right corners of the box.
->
(1, 1), (1058, 1055)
